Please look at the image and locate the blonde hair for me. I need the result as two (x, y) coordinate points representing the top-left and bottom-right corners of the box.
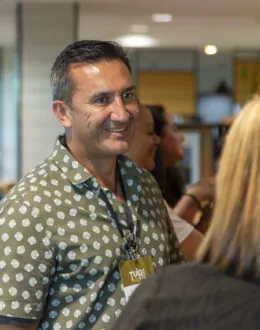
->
(196, 96), (260, 279)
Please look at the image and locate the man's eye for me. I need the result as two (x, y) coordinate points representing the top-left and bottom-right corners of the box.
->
(95, 96), (110, 105)
(122, 90), (136, 102)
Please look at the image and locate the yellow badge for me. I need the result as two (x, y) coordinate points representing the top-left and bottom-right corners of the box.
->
(119, 255), (155, 301)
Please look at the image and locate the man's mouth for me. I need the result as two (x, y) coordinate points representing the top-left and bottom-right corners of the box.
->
(105, 125), (129, 133)
(106, 127), (127, 133)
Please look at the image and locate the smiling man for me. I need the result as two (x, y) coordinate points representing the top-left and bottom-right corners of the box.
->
(0, 40), (183, 330)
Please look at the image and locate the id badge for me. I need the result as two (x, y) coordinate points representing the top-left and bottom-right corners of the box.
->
(119, 255), (155, 301)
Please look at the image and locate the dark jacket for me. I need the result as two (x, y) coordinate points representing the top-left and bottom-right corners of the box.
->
(114, 262), (260, 330)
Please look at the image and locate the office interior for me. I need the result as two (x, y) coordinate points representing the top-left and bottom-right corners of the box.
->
(0, 0), (259, 192)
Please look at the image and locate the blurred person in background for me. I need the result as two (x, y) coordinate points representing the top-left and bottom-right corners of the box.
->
(128, 103), (203, 259)
(147, 104), (214, 233)
(113, 96), (260, 330)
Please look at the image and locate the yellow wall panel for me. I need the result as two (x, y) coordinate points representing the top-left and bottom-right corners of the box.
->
(137, 71), (196, 115)
(235, 61), (260, 104)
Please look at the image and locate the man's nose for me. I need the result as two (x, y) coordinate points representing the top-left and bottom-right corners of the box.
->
(110, 98), (130, 122)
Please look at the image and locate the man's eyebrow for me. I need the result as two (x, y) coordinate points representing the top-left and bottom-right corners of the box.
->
(120, 84), (136, 93)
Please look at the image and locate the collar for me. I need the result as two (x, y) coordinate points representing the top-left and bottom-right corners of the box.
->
(51, 135), (143, 188)
(117, 155), (143, 182)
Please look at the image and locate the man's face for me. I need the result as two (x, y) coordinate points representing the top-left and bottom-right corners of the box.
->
(60, 60), (138, 158)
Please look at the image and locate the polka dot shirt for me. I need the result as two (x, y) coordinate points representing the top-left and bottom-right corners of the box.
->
(0, 135), (184, 330)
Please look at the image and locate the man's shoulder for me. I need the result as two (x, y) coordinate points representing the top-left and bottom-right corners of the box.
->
(0, 155), (58, 208)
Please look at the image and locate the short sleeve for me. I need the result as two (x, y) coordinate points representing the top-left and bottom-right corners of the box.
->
(0, 198), (55, 320)
(164, 201), (194, 243)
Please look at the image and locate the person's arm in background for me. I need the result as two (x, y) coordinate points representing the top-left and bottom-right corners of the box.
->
(180, 229), (203, 260)
(165, 201), (203, 260)
(173, 177), (214, 225)
(194, 202), (214, 234)
(173, 194), (200, 223)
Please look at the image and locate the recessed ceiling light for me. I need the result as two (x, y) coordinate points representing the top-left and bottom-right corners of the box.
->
(152, 13), (172, 23)
(130, 24), (149, 33)
(204, 44), (218, 55)
(116, 34), (158, 48)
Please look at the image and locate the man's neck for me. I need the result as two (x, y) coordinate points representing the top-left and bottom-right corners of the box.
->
(82, 156), (117, 190)
(65, 135), (125, 201)
(65, 138), (118, 189)
(78, 155), (125, 202)
(75, 153), (117, 189)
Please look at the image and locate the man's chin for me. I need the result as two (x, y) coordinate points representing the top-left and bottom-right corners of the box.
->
(105, 141), (130, 156)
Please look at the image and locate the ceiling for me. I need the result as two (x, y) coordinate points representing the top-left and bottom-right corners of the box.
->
(2, 0), (260, 49)
(3, 0), (260, 17)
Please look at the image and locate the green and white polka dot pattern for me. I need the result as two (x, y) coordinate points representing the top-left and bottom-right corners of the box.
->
(0, 135), (183, 330)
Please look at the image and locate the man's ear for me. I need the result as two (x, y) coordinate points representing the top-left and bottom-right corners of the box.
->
(52, 101), (72, 128)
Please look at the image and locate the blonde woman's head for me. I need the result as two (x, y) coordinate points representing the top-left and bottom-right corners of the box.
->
(197, 96), (260, 279)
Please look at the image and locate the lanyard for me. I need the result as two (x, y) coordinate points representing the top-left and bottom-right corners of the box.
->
(99, 167), (137, 259)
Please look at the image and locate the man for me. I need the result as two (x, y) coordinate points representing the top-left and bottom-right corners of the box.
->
(127, 103), (203, 260)
(0, 40), (183, 330)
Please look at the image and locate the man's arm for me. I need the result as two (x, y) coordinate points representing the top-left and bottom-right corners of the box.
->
(0, 198), (54, 325)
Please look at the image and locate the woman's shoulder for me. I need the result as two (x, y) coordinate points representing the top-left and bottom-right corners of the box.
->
(114, 262), (260, 330)
(156, 262), (260, 297)
(156, 261), (214, 284)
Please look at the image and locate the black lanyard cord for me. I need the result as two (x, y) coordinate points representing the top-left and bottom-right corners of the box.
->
(98, 165), (135, 242)
(99, 188), (137, 260)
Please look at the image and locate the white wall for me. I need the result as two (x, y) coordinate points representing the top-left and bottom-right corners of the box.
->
(0, 3), (15, 47)
(1, 46), (18, 180)
(20, 3), (76, 176)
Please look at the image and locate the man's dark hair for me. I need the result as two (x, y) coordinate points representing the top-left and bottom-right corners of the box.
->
(50, 40), (131, 106)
